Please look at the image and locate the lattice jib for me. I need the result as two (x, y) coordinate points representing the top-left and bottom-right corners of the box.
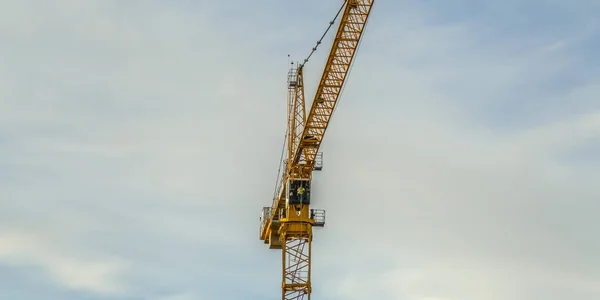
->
(292, 0), (374, 167)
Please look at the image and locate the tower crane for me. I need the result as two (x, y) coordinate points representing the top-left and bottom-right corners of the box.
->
(259, 1), (374, 299)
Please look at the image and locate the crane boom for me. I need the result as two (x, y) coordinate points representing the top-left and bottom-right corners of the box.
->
(259, 1), (374, 299)
(293, 0), (373, 168)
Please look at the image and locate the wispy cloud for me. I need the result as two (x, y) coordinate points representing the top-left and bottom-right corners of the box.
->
(0, 230), (129, 294)
(1, 0), (599, 299)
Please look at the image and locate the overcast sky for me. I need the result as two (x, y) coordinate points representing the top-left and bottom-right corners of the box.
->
(1, 0), (599, 299)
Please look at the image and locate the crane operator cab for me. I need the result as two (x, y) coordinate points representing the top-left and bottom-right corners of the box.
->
(286, 177), (311, 207)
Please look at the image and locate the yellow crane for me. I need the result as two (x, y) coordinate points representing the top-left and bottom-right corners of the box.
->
(259, 1), (374, 299)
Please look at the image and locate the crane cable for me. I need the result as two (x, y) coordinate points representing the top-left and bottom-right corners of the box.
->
(272, 130), (288, 201)
(299, 1), (346, 69)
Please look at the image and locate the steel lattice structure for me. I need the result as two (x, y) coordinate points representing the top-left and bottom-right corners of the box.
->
(259, 1), (375, 299)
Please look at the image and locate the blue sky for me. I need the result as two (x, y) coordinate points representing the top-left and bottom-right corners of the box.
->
(1, 0), (599, 299)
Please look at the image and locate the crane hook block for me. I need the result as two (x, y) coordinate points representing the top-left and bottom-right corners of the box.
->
(286, 178), (311, 205)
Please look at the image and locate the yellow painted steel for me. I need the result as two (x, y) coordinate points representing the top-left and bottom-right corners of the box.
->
(288, 66), (306, 164)
(260, 1), (375, 299)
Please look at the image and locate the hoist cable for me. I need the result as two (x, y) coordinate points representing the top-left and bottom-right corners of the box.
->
(299, 1), (346, 68)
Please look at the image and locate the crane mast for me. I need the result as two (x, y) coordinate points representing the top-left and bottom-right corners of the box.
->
(259, 1), (374, 299)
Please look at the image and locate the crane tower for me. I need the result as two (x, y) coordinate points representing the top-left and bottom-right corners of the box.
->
(259, 1), (374, 299)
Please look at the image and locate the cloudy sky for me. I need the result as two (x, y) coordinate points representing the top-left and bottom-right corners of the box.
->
(1, 0), (599, 299)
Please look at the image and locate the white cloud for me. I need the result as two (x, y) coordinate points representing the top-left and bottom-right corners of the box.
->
(0, 0), (599, 299)
(0, 230), (129, 294)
